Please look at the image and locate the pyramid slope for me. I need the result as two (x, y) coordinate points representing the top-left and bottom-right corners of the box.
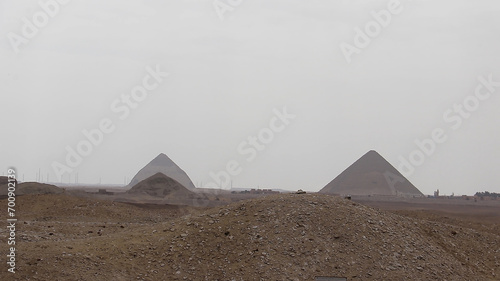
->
(127, 172), (195, 198)
(319, 150), (423, 196)
(128, 153), (196, 190)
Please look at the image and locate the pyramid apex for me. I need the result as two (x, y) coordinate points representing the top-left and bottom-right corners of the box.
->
(151, 172), (168, 177)
(361, 150), (383, 159)
(149, 153), (175, 166)
(127, 153), (196, 190)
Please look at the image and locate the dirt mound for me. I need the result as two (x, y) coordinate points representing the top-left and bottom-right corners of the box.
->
(6, 194), (498, 280)
(0, 176), (17, 186)
(0, 182), (63, 196)
(3, 193), (193, 223)
(0, 193), (196, 251)
(320, 150), (423, 197)
(126, 172), (208, 205)
(128, 153), (196, 190)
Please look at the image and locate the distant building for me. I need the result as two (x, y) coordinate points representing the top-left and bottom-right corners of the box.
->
(98, 189), (113, 195)
(434, 189), (439, 197)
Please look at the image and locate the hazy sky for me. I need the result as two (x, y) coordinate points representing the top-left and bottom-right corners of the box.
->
(1, 0), (499, 195)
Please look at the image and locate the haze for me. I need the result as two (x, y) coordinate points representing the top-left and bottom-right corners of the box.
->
(1, 0), (499, 195)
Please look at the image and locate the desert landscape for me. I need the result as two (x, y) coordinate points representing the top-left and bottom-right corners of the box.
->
(4, 1), (500, 280)
(0, 190), (499, 280)
(1, 152), (499, 280)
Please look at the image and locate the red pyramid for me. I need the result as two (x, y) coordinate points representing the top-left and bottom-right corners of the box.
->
(319, 150), (423, 196)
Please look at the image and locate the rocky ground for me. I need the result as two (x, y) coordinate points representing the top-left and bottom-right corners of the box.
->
(1, 193), (499, 280)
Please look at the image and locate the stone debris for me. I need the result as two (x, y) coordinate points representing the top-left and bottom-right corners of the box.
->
(0, 193), (498, 280)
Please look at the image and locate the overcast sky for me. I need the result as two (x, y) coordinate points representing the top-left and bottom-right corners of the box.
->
(1, 0), (499, 195)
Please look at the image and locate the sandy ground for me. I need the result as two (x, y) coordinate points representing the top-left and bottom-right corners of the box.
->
(0, 193), (498, 280)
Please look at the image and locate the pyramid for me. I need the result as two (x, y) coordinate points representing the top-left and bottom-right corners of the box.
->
(319, 150), (423, 196)
(127, 172), (195, 198)
(127, 153), (196, 190)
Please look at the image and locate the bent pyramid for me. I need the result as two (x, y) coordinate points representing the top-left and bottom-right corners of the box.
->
(128, 153), (196, 190)
(319, 150), (423, 196)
